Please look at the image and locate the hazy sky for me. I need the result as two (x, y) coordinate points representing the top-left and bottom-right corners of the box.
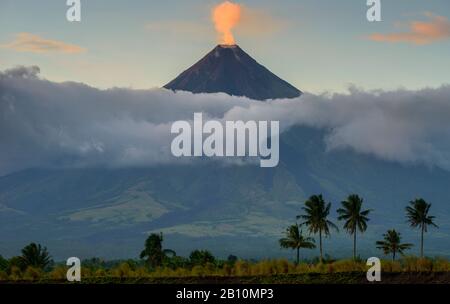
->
(1, 0), (449, 93)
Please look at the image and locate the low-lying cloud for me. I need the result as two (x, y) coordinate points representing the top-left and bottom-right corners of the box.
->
(1, 66), (450, 175)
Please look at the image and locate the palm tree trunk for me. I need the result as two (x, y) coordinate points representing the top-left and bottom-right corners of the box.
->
(296, 248), (300, 265)
(421, 224), (424, 258)
(319, 230), (323, 263)
(353, 230), (357, 260)
(393, 250), (396, 261)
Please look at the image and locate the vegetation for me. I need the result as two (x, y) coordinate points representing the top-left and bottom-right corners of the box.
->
(297, 194), (338, 263)
(376, 230), (413, 261)
(405, 198), (438, 258)
(337, 194), (372, 260)
(189, 250), (216, 266)
(279, 224), (315, 264)
(0, 254), (448, 283)
(0, 194), (446, 283)
(139, 233), (175, 268)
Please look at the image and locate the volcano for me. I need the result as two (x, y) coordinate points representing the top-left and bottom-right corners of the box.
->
(164, 45), (302, 101)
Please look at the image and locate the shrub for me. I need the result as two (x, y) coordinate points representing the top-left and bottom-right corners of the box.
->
(433, 258), (450, 272)
(111, 262), (134, 278)
(233, 260), (250, 276)
(163, 255), (189, 269)
(401, 256), (434, 272)
(381, 260), (402, 272)
(274, 259), (290, 274)
(94, 268), (107, 278)
(9, 266), (22, 281)
(0, 270), (8, 281)
(49, 265), (67, 280)
(191, 265), (205, 277)
(332, 259), (366, 272)
(134, 266), (150, 277)
(295, 263), (311, 274)
(19, 243), (53, 270)
(173, 267), (190, 277)
(310, 262), (327, 273)
(0, 255), (9, 271)
(155, 267), (179, 277)
(23, 266), (43, 281)
(189, 250), (216, 266)
(8, 256), (25, 271)
(250, 260), (273, 276)
(81, 267), (94, 278)
(327, 263), (335, 273)
(416, 258), (434, 272)
(222, 263), (232, 276)
(204, 262), (217, 275)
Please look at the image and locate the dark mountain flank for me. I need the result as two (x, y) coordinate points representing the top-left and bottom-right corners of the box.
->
(164, 45), (302, 101)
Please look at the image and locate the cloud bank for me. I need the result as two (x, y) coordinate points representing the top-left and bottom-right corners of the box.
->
(1, 66), (450, 175)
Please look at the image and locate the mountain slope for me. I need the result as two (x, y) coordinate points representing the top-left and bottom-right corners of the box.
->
(164, 45), (302, 101)
(0, 126), (449, 259)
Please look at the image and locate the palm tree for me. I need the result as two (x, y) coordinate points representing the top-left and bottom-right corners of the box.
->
(405, 198), (438, 258)
(19, 243), (53, 269)
(376, 229), (412, 261)
(297, 194), (338, 263)
(337, 194), (372, 260)
(279, 224), (316, 264)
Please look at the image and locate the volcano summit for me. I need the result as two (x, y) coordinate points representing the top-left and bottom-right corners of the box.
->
(164, 45), (302, 101)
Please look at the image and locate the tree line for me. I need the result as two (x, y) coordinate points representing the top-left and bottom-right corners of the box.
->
(279, 194), (438, 264)
(0, 194), (440, 275)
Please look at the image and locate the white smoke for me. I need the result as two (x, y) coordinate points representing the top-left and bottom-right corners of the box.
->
(1, 66), (450, 175)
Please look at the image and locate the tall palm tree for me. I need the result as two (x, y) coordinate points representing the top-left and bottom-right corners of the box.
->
(405, 198), (438, 258)
(297, 194), (338, 263)
(337, 194), (372, 260)
(376, 229), (412, 261)
(279, 224), (316, 264)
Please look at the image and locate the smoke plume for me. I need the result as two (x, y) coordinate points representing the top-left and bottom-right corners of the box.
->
(212, 1), (242, 45)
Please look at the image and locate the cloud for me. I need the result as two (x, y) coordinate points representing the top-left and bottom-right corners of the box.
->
(1, 66), (450, 176)
(1, 33), (86, 54)
(369, 13), (450, 45)
(0, 65), (40, 79)
(226, 86), (450, 169)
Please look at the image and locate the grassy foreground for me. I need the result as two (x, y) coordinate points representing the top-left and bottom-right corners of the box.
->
(1, 258), (449, 284)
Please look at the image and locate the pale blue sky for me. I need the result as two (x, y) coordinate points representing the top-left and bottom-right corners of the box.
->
(1, 0), (449, 93)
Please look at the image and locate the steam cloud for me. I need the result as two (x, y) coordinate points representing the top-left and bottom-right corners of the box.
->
(212, 1), (242, 45)
(1, 66), (450, 176)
